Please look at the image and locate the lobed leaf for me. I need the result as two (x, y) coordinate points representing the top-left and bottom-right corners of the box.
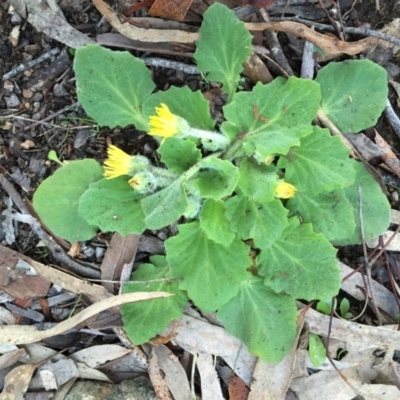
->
(199, 199), (235, 246)
(158, 138), (201, 174)
(74, 45), (155, 130)
(237, 159), (278, 204)
(222, 78), (321, 160)
(218, 275), (297, 364)
(258, 218), (340, 301)
(141, 180), (188, 230)
(278, 127), (356, 194)
(194, 3), (253, 101)
(287, 189), (355, 243)
(225, 194), (289, 249)
(142, 85), (215, 130)
(122, 256), (187, 344)
(165, 222), (249, 311)
(78, 177), (146, 236)
(187, 157), (239, 200)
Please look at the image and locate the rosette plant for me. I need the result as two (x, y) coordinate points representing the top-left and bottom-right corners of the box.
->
(33, 3), (390, 363)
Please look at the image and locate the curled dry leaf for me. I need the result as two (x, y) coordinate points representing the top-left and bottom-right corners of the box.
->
(92, 0), (199, 43)
(245, 20), (378, 57)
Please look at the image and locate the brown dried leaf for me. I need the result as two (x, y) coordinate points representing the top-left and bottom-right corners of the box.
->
(0, 245), (51, 299)
(92, 0), (198, 43)
(148, 0), (193, 21)
(374, 130), (400, 178)
(148, 349), (174, 400)
(101, 232), (139, 293)
(67, 241), (81, 258)
(243, 53), (273, 84)
(228, 376), (249, 400)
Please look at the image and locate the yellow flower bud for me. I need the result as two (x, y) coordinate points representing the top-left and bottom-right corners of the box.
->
(275, 181), (296, 199)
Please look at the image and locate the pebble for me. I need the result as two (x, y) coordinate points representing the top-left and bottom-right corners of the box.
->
(74, 129), (92, 149)
(23, 89), (33, 99)
(95, 246), (105, 262)
(53, 83), (69, 97)
(391, 191), (399, 203)
(10, 12), (22, 25)
(32, 92), (43, 102)
(82, 246), (95, 258)
(5, 93), (20, 108)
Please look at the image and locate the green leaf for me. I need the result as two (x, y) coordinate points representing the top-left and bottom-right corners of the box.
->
(287, 189), (355, 243)
(222, 78), (321, 159)
(122, 257), (187, 344)
(141, 180), (188, 230)
(337, 160), (390, 245)
(165, 222), (249, 311)
(78, 177), (146, 236)
(278, 127), (356, 194)
(237, 159), (278, 203)
(340, 298), (351, 318)
(187, 157), (239, 200)
(199, 199), (235, 246)
(74, 45), (155, 130)
(258, 218), (340, 300)
(309, 333), (326, 367)
(194, 3), (252, 101)
(225, 195), (289, 249)
(142, 86), (215, 130)
(33, 159), (103, 242)
(316, 59), (388, 133)
(316, 299), (333, 315)
(158, 138), (201, 174)
(218, 275), (297, 364)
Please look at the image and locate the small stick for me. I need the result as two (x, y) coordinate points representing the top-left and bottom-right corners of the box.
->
(301, 34), (315, 79)
(143, 58), (199, 75)
(3, 48), (61, 81)
(358, 185), (382, 325)
(0, 174), (100, 279)
(385, 98), (400, 139)
(23, 101), (80, 131)
(260, 9), (293, 77)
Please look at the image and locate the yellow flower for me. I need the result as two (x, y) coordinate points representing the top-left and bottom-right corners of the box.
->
(275, 181), (296, 199)
(148, 103), (189, 141)
(103, 145), (133, 179)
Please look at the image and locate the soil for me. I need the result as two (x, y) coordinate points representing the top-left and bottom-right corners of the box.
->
(2, 0), (400, 397)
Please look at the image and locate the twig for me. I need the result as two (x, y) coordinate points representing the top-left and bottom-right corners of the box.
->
(317, 109), (359, 158)
(23, 101), (80, 131)
(358, 186), (382, 325)
(385, 98), (400, 139)
(0, 174), (100, 279)
(143, 57), (199, 75)
(259, 9), (293, 77)
(301, 35), (315, 79)
(317, 0), (343, 40)
(3, 48), (61, 81)
(270, 16), (400, 48)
